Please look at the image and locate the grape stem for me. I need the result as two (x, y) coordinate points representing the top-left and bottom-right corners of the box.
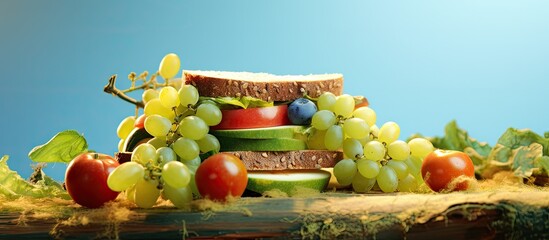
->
(103, 75), (145, 108)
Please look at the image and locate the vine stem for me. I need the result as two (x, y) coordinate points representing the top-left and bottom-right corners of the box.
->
(103, 75), (145, 108)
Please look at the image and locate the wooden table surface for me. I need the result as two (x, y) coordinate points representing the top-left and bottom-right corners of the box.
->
(1, 188), (548, 239)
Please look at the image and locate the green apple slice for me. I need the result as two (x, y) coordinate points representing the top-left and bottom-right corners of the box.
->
(246, 170), (331, 196)
(210, 125), (307, 139)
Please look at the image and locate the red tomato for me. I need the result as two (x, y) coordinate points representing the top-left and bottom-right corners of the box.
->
(65, 153), (120, 208)
(134, 114), (147, 129)
(211, 105), (291, 130)
(421, 149), (475, 192)
(195, 153), (248, 201)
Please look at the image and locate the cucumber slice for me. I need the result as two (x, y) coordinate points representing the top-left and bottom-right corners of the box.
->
(246, 170), (331, 196)
(210, 125), (307, 139)
(217, 136), (307, 151)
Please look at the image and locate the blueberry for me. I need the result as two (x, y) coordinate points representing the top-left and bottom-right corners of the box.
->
(288, 98), (318, 125)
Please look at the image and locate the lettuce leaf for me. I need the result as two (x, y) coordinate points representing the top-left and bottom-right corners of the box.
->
(421, 120), (492, 167)
(483, 128), (549, 178)
(28, 130), (88, 163)
(200, 96), (274, 109)
(0, 155), (70, 200)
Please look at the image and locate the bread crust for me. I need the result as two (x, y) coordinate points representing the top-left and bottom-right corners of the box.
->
(184, 70), (344, 101)
(223, 150), (343, 171)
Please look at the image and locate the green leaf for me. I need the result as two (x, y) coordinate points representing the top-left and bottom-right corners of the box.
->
(536, 156), (549, 174)
(495, 128), (549, 156)
(483, 128), (549, 178)
(0, 155), (70, 200)
(486, 143), (543, 178)
(425, 120), (492, 167)
(201, 96), (274, 109)
(28, 130), (88, 163)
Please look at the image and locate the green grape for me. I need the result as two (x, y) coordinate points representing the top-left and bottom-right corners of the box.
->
(356, 159), (380, 178)
(311, 110), (336, 130)
(118, 139), (125, 152)
(342, 138), (363, 160)
(363, 140), (386, 161)
(117, 116), (136, 139)
(159, 53), (181, 79)
(324, 125), (343, 151)
(159, 86), (180, 109)
(126, 185), (136, 203)
(404, 156), (422, 175)
(387, 140), (410, 161)
(343, 118), (369, 139)
(181, 156), (202, 167)
(196, 134), (220, 153)
(131, 143), (157, 165)
(196, 103), (222, 126)
(162, 161), (191, 189)
(397, 174), (418, 192)
(107, 162), (145, 192)
(142, 89), (159, 104)
(386, 160), (409, 180)
(412, 171), (425, 186)
(317, 92), (336, 111)
(378, 121), (400, 144)
(408, 138), (434, 159)
(307, 129), (327, 150)
(171, 78), (183, 89)
(333, 159), (357, 186)
(178, 85), (199, 107)
(179, 116), (209, 140)
(351, 173), (376, 193)
(172, 137), (200, 161)
(357, 135), (371, 146)
(376, 166), (398, 193)
(156, 147), (177, 166)
(370, 124), (380, 139)
(187, 165), (201, 198)
(333, 94), (355, 118)
(134, 178), (161, 208)
(148, 136), (167, 149)
(144, 98), (175, 120)
(144, 114), (172, 137)
(162, 185), (193, 209)
(353, 107), (377, 127)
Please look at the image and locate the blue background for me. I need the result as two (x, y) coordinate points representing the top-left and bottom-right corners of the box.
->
(1, 0), (548, 181)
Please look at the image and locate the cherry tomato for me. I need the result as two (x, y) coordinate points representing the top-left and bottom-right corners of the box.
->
(211, 105), (291, 130)
(421, 149), (475, 192)
(65, 153), (120, 208)
(134, 114), (147, 129)
(195, 153), (248, 201)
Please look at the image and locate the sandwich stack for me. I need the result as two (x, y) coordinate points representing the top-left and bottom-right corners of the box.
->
(185, 70), (348, 196)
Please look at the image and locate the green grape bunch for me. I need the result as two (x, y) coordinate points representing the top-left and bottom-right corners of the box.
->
(309, 92), (434, 193)
(108, 53), (222, 208)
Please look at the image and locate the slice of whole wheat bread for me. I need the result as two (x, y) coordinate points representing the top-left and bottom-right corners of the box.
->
(184, 70), (344, 101)
(223, 150), (343, 171)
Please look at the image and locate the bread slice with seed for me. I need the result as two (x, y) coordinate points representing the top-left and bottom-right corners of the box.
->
(184, 70), (344, 101)
(222, 150), (343, 171)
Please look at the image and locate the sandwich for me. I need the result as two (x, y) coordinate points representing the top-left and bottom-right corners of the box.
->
(183, 70), (349, 196)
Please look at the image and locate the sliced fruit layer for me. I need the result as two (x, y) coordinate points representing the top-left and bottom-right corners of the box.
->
(123, 128), (152, 152)
(210, 125), (307, 139)
(211, 105), (291, 130)
(217, 136), (306, 151)
(246, 170), (331, 196)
